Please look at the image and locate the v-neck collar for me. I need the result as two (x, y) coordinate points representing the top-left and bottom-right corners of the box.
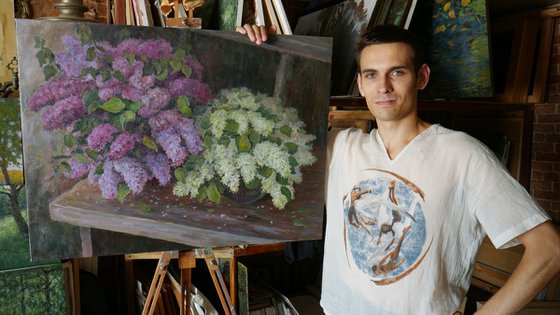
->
(372, 124), (438, 162)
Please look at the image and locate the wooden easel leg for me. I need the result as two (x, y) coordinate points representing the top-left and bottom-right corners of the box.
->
(199, 249), (237, 315)
(178, 251), (196, 315)
(142, 252), (172, 315)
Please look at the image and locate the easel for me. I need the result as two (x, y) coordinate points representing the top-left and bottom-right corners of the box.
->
(128, 249), (237, 315)
(125, 244), (285, 315)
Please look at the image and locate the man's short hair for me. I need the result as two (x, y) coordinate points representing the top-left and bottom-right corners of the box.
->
(356, 24), (426, 74)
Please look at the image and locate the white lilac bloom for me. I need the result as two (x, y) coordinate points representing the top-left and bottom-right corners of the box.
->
(174, 87), (316, 210)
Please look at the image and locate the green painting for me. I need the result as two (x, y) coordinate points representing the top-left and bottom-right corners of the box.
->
(412, 0), (492, 99)
(217, 0), (243, 31)
(0, 263), (67, 314)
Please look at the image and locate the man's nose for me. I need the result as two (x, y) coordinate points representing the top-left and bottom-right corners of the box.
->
(377, 76), (393, 94)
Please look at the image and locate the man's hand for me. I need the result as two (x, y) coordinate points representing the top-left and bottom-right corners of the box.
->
(235, 24), (277, 45)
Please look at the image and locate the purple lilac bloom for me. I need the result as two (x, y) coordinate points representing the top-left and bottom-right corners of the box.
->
(167, 78), (212, 104)
(88, 169), (100, 186)
(148, 109), (182, 132)
(111, 56), (143, 79)
(152, 127), (188, 167)
(28, 77), (93, 112)
(129, 72), (155, 90)
(121, 84), (143, 101)
(98, 161), (123, 199)
(65, 158), (92, 179)
(41, 95), (88, 131)
(87, 123), (118, 152)
(144, 153), (172, 186)
(112, 157), (149, 194)
(54, 35), (98, 78)
(138, 87), (171, 118)
(115, 38), (144, 56)
(184, 55), (204, 80)
(176, 118), (203, 155)
(139, 39), (173, 59)
(96, 75), (123, 101)
(108, 132), (138, 160)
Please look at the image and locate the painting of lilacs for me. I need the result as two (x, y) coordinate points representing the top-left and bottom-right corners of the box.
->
(17, 20), (331, 259)
(28, 25), (211, 203)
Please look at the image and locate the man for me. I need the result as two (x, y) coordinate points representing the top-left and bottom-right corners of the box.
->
(237, 24), (560, 314)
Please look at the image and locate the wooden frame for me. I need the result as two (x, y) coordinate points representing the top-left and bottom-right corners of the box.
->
(491, 9), (557, 103)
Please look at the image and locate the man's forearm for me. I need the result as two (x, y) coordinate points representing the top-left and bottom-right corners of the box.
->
(475, 222), (560, 315)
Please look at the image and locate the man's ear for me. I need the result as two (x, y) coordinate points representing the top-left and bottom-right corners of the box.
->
(417, 64), (430, 90)
(357, 73), (365, 97)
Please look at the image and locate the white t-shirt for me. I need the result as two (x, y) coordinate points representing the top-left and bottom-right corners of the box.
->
(320, 125), (549, 315)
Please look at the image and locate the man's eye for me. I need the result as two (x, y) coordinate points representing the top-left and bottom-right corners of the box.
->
(364, 73), (376, 79)
(391, 70), (404, 76)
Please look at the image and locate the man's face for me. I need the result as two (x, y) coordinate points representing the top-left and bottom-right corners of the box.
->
(357, 42), (429, 124)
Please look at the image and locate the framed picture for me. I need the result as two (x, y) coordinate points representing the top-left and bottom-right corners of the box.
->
(17, 20), (331, 260)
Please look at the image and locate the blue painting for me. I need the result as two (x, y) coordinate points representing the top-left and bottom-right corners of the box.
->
(412, 0), (492, 99)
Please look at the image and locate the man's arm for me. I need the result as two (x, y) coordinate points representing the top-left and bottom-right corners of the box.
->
(475, 221), (560, 314)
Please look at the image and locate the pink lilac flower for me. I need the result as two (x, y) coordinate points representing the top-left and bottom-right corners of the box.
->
(148, 109), (182, 132)
(108, 132), (139, 160)
(167, 78), (212, 104)
(152, 127), (188, 167)
(139, 39), (173, 59)
(65, 158), (92, 179)
(184, 55), (204, 80)
(96, 75), (123, 101)
(41, 95), (88, 131)
(87, 123), (118, 151)
(138, 87), (171, 118)
(115, 38), (144, 56)
(88, 169), (100, 186)
(129, 72), (155, 90)
(111, 56), (143, 79)
(112, 157), (149, 194)
(28, 77), (93, 112)
(176, 118), (203, 155)
(98, 160), (123, 199)
(144, 153), (172, 186)
(121, 85), (143, 101)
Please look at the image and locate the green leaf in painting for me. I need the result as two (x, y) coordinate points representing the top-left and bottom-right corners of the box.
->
(86, 46), (96, 61)
(281, 186), (292, 200)
(174, 167), (188, 182)
(170, 60), (182, 72)
(279, 125), (292, 137)
(207, 182), (221, 204)
(117, 183), (131, 203)
(100, 97), (126, 113)
(258, 166), (273, 178)
(156, 68), (169, 81)
(85, 148), (99, 160)
(175, 48), (186, 59)
(181, 65), (192, 78)
(43, 64), (58, 81)
(72, 152), (90, 164)
(127, 101), (141, 113)
(64, 135), (78, 147)
(143, 136), (158, 151)
(138, 203), (151, 213)
(122, 110), (136, 123)
(59, 162), (72, 174)
(177, 96), (192, 117)
(285, 142), (298, 155)
(224, 120), (239, 133)
(237, 135), (251, 152)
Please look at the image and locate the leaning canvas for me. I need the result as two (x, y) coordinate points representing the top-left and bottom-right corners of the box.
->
(16, 20), (331, 260)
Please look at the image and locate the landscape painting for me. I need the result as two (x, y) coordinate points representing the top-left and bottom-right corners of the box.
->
(411, 0), (492, 99)
(294, 0), (379, 96)
(17, 20), (331, 260)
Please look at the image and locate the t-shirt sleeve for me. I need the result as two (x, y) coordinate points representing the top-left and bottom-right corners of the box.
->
(467, 140), (550, 249)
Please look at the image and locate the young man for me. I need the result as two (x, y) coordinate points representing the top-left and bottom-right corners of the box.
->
(237, 24), (560, 314)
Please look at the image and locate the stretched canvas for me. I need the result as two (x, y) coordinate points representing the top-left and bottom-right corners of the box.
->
(17, 20), (331, 260)
(411, 0), (492, 99)
(294, 0), (379, 96)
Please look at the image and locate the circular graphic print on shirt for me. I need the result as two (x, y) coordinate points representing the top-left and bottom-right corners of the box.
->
(343, 169), (431, 285)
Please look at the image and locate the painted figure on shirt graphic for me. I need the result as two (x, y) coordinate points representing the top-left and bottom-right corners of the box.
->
(343, 168), (432, 285)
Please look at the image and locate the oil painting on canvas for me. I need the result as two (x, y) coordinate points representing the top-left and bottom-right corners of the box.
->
(411, 0), (492, 99)
(294, 0), (379, 95)
(17, 20), (331, 260)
